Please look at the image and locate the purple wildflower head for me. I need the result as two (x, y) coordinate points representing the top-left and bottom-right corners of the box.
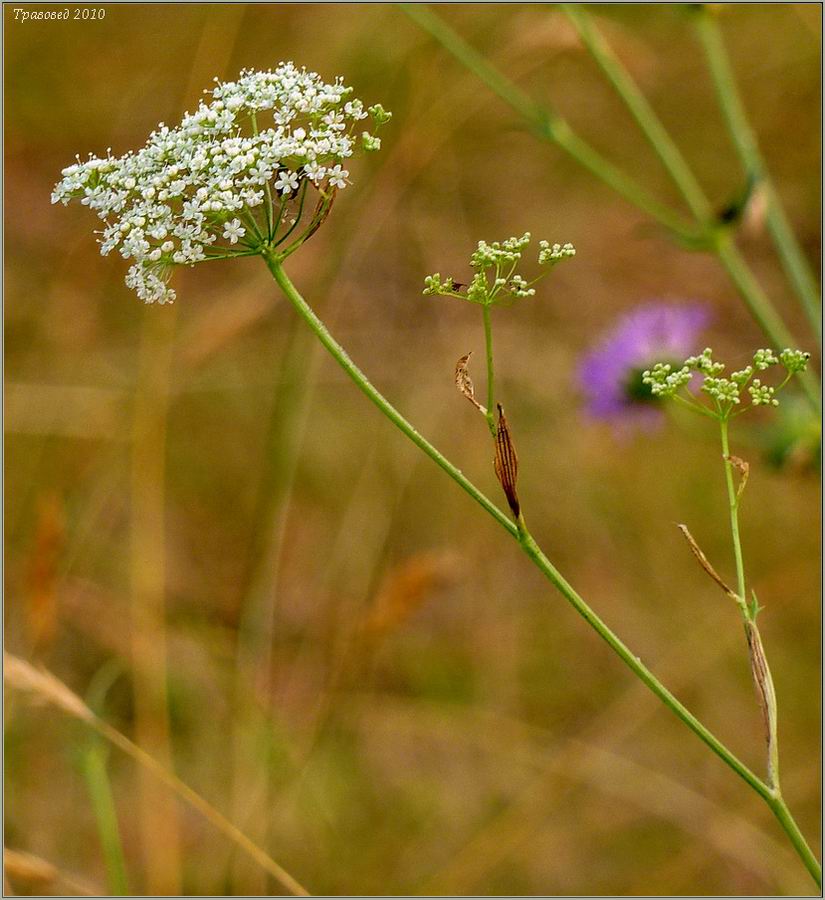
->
(579, 302), (709, 427)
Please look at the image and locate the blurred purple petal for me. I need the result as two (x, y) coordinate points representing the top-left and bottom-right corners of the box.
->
(580, 303), (710, 426)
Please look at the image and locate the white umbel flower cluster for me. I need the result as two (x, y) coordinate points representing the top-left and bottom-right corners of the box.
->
(52, 63), (390, 303)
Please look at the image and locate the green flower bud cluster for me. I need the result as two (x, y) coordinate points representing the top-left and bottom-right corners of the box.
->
(642, 346), (811, 420)
(423, 233), (575, 306)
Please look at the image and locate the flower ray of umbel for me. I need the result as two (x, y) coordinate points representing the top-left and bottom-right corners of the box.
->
(579, 302), (710, 428)
(52, 63), (390, 304)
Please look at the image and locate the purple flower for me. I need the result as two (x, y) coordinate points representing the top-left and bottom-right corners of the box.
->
(579, 303), (709, 427)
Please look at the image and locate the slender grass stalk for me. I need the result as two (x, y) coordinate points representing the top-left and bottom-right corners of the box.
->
(562, 4), (711, 223)
(264, 255), (821, 887)
(81, 741), (130, 895)
(80, 662), (130, 896)
(694, 8), (821, 339)
(399, 4), (691, 238)
(403, 4), (820, 412)
(129, 304), (182, 894)
(5, 652), (310, 897)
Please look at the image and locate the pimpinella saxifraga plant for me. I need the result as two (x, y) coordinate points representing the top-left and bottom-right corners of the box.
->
(424, 233), (575, 444)
(53, 64), (820, 891)
(52, 63), (391, 303)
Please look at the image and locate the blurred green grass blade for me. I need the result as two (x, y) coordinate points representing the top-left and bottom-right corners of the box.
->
(81, 739), (130, 896)
(694, 7), (822, 341)
(398, 3), (691, 237)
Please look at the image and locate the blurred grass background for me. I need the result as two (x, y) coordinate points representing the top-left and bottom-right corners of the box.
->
(4, 3), (821, 895)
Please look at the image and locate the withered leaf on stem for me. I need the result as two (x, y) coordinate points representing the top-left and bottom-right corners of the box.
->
(676, 523), (739, 603)
(494, 403), (520, 519)
(725, 454), (750, 501)
(746, 620), (779, 786)
(454, 352), (486, 414)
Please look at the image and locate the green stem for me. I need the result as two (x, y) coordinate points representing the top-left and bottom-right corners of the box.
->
(562, 5), (711, 222)
(513, 525), (768, 800)
(719, 417), (746, 603)
(399, 3), (691, 237)
(767, 793), (822, 887)
(719, 418), (783, 799)
(560, 5), (819, 411)
(81, 741), (130, 895)
(482, 303), (496, 435)
(264, 253), (517, 538)
(716, 239), (820, 409)
(404, 4), (820, 414)
(265, 255), (821, 889)
(695, 9), (821, 340)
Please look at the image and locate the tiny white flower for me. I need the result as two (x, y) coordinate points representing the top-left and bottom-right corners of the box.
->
(327, 164), (348, 189)
(274, 169), (300, 195)
(222, 218), (246, 244)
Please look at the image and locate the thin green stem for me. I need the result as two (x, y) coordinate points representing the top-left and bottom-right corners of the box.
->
(559, 6), (819, 411)
(695, 9), (821, 340)
(266, 255), (820, 889)
(562, 5), (711, 222)
(482, 303), (496, 435)
(767, 793), (822, 888)
(404, 4), (820, 415)
(81, 741), (130, 895)
(399, 3), (691, 238)
(264, 254), (517, 538)
(719, 417), (746, 603)
(514, 525), (768, 792)
(716, 239), (820, 409)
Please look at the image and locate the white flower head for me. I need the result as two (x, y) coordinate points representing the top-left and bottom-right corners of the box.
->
(54, 63), (390, 303)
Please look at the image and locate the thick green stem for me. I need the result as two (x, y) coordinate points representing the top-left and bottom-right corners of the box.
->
(266, 255), (820, 889)
(720, 417), (746, 603)
(695, 9), (821, 340)
(482, 303), (496, 435)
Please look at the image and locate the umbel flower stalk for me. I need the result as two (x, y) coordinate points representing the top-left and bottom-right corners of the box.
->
(55, 65), (820, 891)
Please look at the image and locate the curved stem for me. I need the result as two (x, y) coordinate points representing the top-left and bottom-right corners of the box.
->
(263, 253), (517, 538)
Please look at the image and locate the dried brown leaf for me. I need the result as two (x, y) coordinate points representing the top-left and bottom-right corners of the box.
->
(725, 454), (750, 501)
(676, 524), (739, 603)
(494, 404), (520, 519)
(454, 352), (486, 414)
